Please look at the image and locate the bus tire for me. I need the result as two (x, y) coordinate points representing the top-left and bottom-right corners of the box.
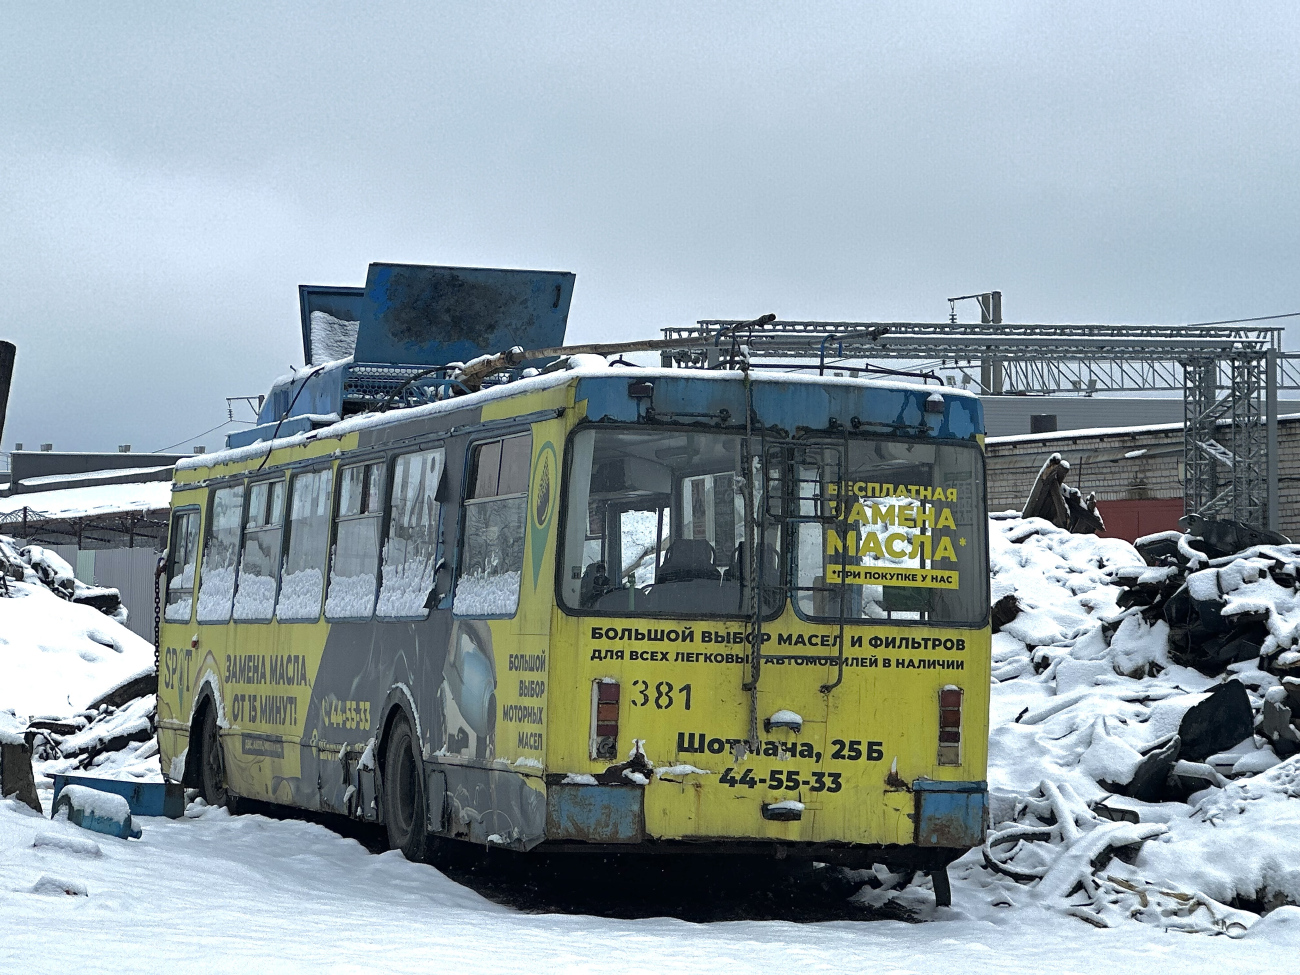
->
(197, 702), (240, 813)
(383, 713), (431, 862)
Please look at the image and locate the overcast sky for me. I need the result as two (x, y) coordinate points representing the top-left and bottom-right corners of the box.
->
(2, 3), (1297, 454)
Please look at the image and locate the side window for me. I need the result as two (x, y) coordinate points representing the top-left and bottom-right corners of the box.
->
(233, 479), (286, 621)
(326, 461), (385, 619)
(376, 448), (444, 619)
(196, 483), (245, 623)
(164, 508), (201, 622)
(454, 432), (530, 617)
(277, 469), (332, 621)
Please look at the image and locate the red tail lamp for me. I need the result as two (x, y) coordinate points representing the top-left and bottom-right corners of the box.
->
(590, 679), (620, 760)
(938, 685), (962, 766)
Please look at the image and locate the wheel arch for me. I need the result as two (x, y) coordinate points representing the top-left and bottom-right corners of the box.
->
(182, 681), (221, 789)
(375, 683), (423, 791)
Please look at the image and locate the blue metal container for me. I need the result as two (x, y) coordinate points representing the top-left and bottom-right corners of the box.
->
(51, 772), (185, 819)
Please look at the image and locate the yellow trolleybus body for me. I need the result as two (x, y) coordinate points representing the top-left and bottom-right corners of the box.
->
(157, 267), (990, 889)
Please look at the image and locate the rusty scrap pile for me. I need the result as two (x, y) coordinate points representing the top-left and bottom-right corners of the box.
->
(1020, 452), (1104, 534)
(0, 535), (127, 623)
(0, 534), (156, 779)
(980, 514), (1300, 930)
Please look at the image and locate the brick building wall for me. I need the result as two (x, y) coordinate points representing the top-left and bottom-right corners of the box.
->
(984, 416), (1300, 541)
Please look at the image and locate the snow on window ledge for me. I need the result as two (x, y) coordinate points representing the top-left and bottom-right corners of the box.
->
(453, 570), (521, 617)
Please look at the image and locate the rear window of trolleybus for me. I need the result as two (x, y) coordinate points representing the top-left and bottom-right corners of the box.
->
(560, 427), (781, 618)
(790, 438), (987, 627)
(559, 428), (987, 626)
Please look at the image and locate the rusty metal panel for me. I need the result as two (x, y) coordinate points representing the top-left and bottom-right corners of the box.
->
(546, 784), (644, 843)
(913, 779), (987, 848)
(355, 263), (573, 370)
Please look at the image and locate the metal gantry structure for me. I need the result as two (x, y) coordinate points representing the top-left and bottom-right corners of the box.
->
(658, 319), (1300, 532)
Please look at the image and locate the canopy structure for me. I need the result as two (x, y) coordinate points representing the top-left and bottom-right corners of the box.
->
(0, 481), (172, 548)
(658, 318), (1300, 533)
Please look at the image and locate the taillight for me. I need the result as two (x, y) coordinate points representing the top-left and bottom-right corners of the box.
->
(590, 679), (620, 760)
(938, 685), (962, 766)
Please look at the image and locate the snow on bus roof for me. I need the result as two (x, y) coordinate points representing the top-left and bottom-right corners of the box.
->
(0, 480), (173, 519)
(179, 364), (970, 473)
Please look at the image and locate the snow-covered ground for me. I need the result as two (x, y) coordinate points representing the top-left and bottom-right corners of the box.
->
(7, 517), (1300, 971)
(2, 794), (1298, 975)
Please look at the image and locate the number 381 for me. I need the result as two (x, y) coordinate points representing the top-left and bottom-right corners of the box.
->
(629, 680), (692, 710)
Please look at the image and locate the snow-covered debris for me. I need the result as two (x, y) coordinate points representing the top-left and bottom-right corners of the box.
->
(52, 695), (154, 760)
(20, 544), (74, 590)
(976, 514), (1300, 934)
(0, 535), (159, 784)
(0, 535), (128, 625)
(1020, 453), (1104, 534)
(0, 572), (152, 718)
(28, 874), (88, 897)
(32, 829), (103, 857)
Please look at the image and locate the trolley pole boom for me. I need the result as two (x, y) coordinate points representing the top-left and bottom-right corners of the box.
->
(455, 314), (778, 390)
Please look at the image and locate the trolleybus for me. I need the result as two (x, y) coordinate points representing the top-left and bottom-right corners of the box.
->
(156, 264), (990, 903)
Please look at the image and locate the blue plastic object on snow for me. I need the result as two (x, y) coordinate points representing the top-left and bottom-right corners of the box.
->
(51, 772), (185, 820)
(53, 784), (142, 839)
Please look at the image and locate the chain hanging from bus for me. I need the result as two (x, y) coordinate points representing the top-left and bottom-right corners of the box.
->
(156, 264), (990, 905)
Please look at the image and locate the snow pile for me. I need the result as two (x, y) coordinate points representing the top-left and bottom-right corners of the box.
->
(375, 557), (437, 618)
(325, 570), (379, 619)
(0, 535), (159, 785)
(0, 552), (151, 719)
(973, 516), (1300, 934)
(232, 572), (277, 620)
(195, 563), (236, 621)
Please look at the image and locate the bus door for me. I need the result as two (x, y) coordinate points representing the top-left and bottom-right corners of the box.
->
(561, 428), (834, 836)
(783, 437), (989, 842)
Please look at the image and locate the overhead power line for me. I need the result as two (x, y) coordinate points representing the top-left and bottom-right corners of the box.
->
(152, 419), (251, 454)
(1184, 311), (1300, 327)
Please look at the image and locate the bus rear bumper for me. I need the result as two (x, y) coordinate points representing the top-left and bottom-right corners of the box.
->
(541, 779), (990, 853)
(546, 783), (644, 843)
(913, 779), (987, 848)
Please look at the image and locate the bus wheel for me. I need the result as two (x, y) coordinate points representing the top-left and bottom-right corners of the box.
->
(383, 713), (431, 862)
(198, 703), (237, 812)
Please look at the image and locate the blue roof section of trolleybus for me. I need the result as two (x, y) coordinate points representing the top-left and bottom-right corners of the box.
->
(574, 371), (984, 440)
(187, 367), (984, 476)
